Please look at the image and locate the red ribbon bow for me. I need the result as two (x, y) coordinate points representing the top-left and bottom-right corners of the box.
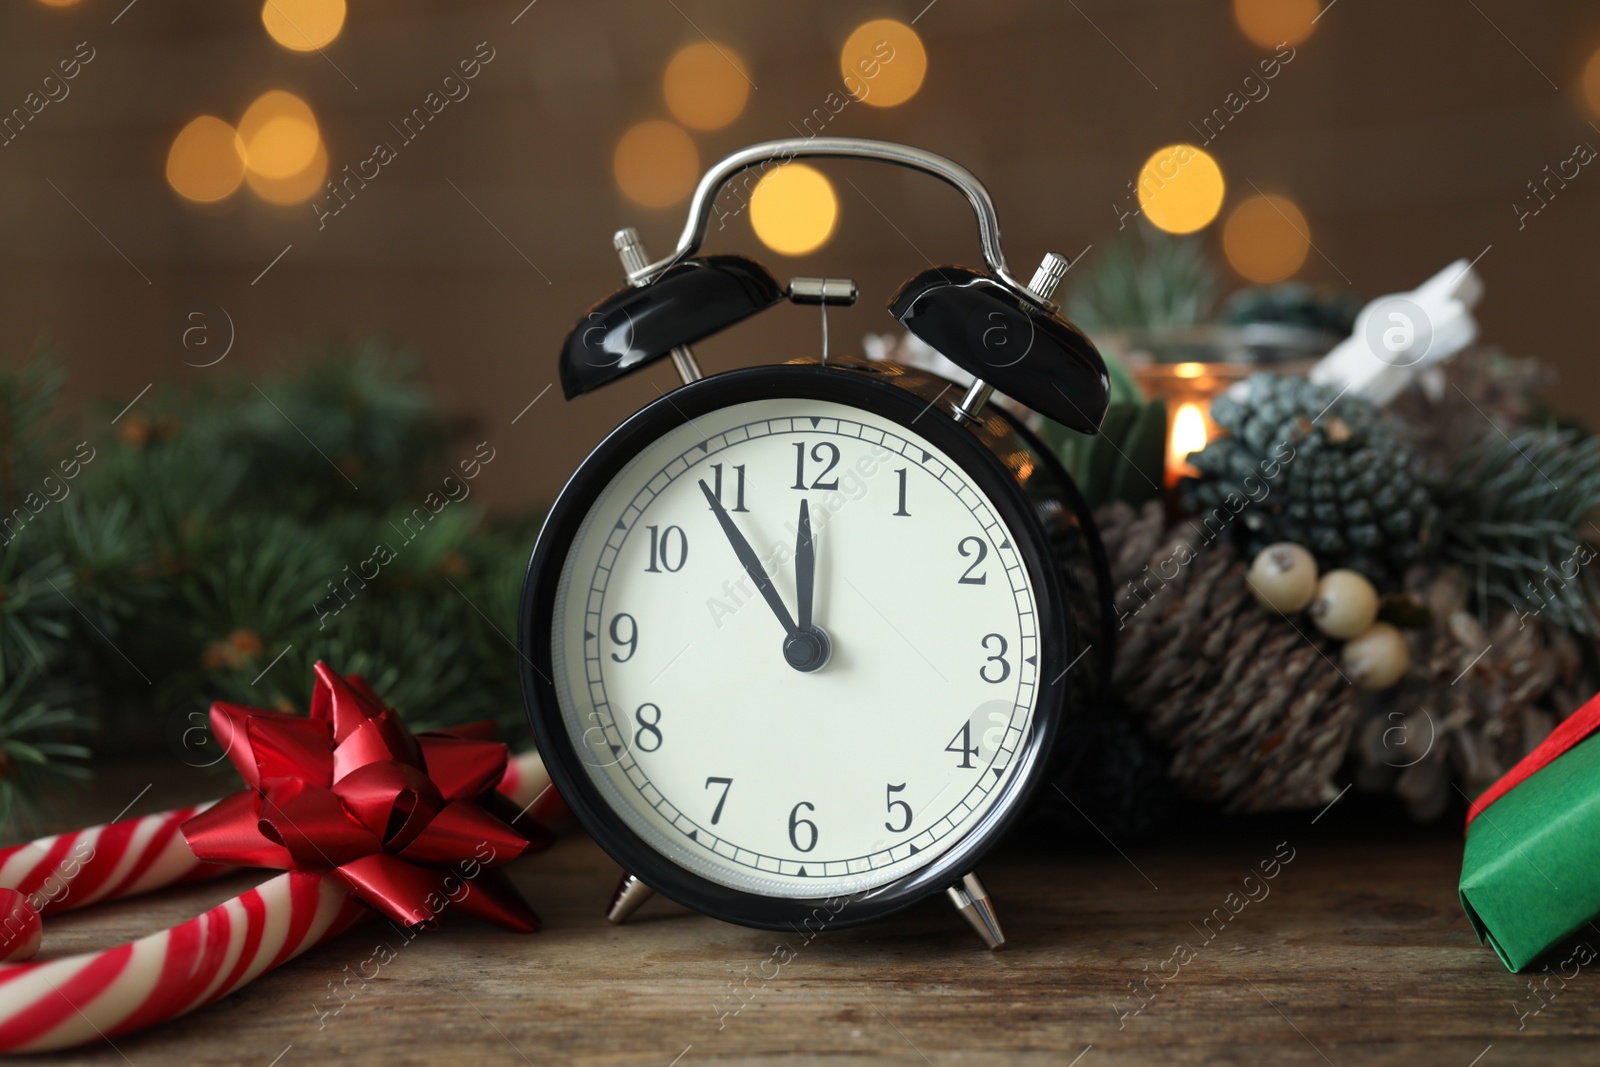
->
(181, 662), (551, 931)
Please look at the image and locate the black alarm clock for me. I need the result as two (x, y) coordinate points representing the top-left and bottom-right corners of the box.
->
(518, 138), (1113, 948)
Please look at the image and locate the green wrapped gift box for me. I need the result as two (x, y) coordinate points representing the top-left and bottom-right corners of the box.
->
(1460, 716), (1600, 972)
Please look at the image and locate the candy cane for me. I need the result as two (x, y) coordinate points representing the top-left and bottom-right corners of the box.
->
(0, 750), (563, 1052)
(0, 871), (366, 1052)
(498, 750), (569, 829)
(0, 751), (558, 920)
(0, 802), (228, 917)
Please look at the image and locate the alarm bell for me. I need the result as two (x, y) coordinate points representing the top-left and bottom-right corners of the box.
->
(555, 136), (1110, 436)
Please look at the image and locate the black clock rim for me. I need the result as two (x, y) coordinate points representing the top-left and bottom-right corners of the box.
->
(517, 363), (1071, 932)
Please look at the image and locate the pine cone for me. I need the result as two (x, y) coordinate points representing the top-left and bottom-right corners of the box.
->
(1387, 347), (1549, 472)
(1180, 372), (1436, 582)
(1097, 499), (1168, 591)
(1097, 500), (1361, 813)
(1349, 566), (1597, 821)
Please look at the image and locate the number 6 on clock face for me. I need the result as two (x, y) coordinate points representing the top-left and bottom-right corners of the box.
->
(521, 366), (1072, 929)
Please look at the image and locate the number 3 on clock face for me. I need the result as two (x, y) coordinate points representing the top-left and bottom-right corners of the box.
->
(523, 368), (1068, 928)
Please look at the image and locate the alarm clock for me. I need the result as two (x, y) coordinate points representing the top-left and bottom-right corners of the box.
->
(519, 138), (1114, 948)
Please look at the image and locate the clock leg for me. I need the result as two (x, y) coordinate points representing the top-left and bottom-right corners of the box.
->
(947, 872), (1006, 950)
(606, 872), (655, 924)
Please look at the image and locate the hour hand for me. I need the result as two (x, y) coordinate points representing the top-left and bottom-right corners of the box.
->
(698, 479), (797, 636)
(796, 499), (815, 631)
(787, 498), (830, 673)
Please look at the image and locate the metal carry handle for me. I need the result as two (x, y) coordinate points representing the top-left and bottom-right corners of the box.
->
(631, 137), (1041, 305)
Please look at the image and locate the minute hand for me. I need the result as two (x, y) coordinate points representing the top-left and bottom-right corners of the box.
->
(698, 479), (797, 635)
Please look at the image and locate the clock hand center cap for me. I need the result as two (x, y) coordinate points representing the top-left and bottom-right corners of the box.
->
(782, 625), (832, 673)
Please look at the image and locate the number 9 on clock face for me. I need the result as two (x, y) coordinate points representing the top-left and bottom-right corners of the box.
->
(522, 367), (1069, 928)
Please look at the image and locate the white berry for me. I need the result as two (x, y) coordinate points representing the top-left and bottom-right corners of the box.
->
(1343, 622), (1410, 690)
(1309, 569), (1379, 639)
(1247, 543), (1319, 613)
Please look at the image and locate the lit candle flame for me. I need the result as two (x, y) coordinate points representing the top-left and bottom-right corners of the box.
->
(1169, 401), (1208, 484)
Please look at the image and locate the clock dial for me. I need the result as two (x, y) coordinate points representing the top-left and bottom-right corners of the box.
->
(551, 397), (1040, 898)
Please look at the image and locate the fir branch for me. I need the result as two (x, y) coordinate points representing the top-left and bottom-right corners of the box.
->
(0, 345), (542, 821)
(0, 666), (91, 835)
(0, 541), (75, 683)
(1438, 428), (1600, 636)
(1065, 226), (1219, 332)
(0, 360), (67, 515)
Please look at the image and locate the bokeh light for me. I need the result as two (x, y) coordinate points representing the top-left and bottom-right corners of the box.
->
(247, 137), (328, 204)
(166, 116), (246, 203)
(750, 163), (838, 256)
(35, 0), (82, 7)
(261, 0), (346, 52)
(840, 19), (926, 107)
(663, 42), (750, 131)
(1223, 193), (1312, 282)
(1136, 144), (1225, 235)
(1232, 0), (1318, 49)
(1584, 47), (1600, 117)
(238, 90), (320, 180)
(613, 120), (700, 208)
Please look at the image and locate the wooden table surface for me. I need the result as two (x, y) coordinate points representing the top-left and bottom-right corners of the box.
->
(20, 766), (1600, 1066)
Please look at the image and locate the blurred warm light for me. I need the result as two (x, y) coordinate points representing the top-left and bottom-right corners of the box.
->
(246, 116), (320, 178)
(1136, 144), (1225, 235)
(1169, 402), (1208, 484)
(166, 117), (246, 204)
(663, 42), (750, 131)
(1584, 48), (1600, 117)
(35, 0), (82, 7)
(1174, 361), (1206, 379)
(1224, 193), (1312, 282)
(1233, 0), (1318, 48)
(261, 0), (346, 52)
(840, 19), (926, 107)
(750, 163), (838, 256)
(247, 136), (328, 205)
(613, 120), (699, 208)
(238, 90), (320, 180)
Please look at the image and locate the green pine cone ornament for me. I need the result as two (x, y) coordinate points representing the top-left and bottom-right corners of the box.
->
(1179, 373), (1435, 581)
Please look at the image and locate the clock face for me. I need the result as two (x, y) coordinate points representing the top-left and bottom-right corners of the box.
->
(547, 394), (1043, 900)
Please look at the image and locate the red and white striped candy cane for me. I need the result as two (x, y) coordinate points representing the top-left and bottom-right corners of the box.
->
(498, 750), (569, 829)
(0, 870), (367, 1052)
(0, 802), (229, 917)
(0, 750), (560, 1052)
(0, 751), (558, 917)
